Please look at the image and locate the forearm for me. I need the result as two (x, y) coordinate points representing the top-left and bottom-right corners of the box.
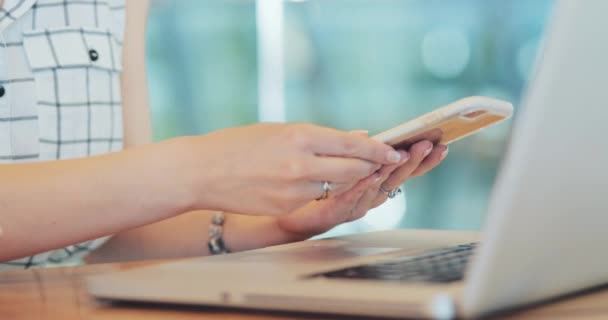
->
(0, 139), (194, 261)
(88, 210), (304, 263)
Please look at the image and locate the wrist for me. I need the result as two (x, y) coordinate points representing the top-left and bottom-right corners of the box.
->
(275, 215), (316, 242)
(167, 135), (221, 213)
(222, 214), (306, 252)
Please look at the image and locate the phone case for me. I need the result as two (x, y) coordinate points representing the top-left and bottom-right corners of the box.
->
(373, 96), (513, 149)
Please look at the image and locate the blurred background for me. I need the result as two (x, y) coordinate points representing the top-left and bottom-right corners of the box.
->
(146, 0), (554, 236)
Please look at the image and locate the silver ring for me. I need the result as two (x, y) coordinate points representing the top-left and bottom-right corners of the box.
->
(380, 185), (402, 199)
(316, 181), (331, 201)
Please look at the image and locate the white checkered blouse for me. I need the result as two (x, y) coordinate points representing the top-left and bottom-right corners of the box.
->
(0, 0), (125, 269)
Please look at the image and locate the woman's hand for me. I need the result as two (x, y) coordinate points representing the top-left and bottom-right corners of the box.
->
(275, 141), (447, 238)
(174, 123), (402, 216)
(88, 142), (446, 262)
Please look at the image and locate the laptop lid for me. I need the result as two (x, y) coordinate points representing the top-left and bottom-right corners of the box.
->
(461, 0), (608, 317)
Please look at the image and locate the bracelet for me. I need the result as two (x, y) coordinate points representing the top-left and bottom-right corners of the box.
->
(208, 211), (230, 255)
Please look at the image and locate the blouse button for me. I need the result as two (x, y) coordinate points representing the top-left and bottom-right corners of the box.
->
(89, 49), (99, 62)
(0, 85), (5, 98)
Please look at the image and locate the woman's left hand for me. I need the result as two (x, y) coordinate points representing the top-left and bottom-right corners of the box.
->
(276, 140), (448, 238)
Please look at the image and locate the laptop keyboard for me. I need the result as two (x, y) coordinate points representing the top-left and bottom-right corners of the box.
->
(311, 242), (478, 284)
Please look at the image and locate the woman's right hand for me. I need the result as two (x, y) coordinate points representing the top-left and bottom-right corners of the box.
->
(174, 123), (402, 216)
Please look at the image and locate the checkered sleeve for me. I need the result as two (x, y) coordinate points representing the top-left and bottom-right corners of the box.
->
(0, 0), (125, 269)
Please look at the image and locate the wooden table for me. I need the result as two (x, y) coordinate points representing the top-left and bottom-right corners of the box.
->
(2, 260), (608, 319)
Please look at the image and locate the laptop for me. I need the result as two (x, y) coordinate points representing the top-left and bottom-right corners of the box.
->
(87, 1), (608, 318)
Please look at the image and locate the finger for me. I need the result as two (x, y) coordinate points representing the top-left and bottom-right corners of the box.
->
(315, 149), (404, 188)
(365, 161), (403, 208)
(377, 150), (410, 177)
(347, 161), (404, 222)
(330, 182), (357, 196)
(368, 163), (402, 210)
(370, 192), (389, 210)
(320, 173), (381, 227)
(347, 179), (385, 222)
(309, 157), (381, 183)
(276, 174), (378, 235)
(344, 155), (407, 221)
(298, 174), (376, 203)
(338, 172), (382, 200)
(411, 145), (448, 177)
(314, 172), (380, 224)
(341, 153), (406, 195)
(346, 190), (378, 222)
(307, 125), (402, 165)
(382, 140), (433, 190)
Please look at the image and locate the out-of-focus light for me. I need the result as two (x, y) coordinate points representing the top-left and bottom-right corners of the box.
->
(421, 27), (470, 79)
(359, 189), (407, 230)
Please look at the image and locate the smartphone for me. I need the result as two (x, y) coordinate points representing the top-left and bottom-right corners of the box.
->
(372, 96), (513, 149)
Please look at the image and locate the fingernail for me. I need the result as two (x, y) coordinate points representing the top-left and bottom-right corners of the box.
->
(440, 148), (449, 160)
(423, 146), (433, 158)
(387, 150), (401, 163)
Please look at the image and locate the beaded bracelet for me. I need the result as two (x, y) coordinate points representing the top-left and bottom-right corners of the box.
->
(208, 211), (230, 255)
